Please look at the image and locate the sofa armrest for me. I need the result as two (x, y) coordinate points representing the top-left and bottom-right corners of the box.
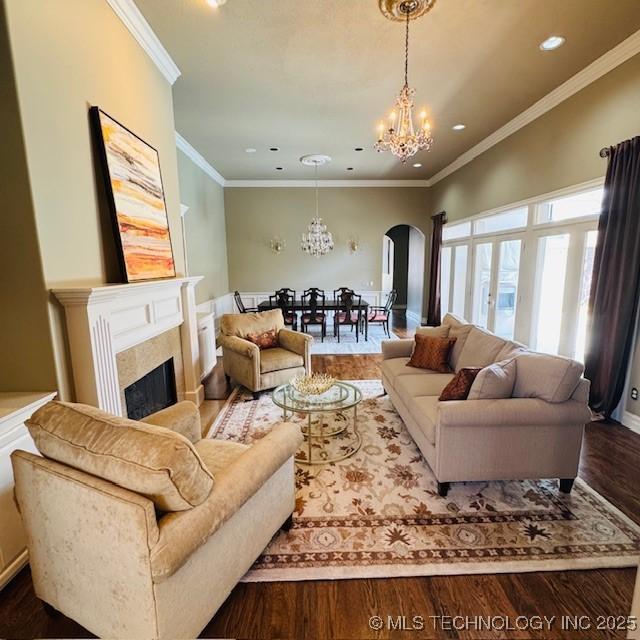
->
(437, 398), (592, 428)
(218, 334), (259, 359)
(142, 401), (201, 444)
(151, 422), (303, 581)
(382, 338), (414, 360)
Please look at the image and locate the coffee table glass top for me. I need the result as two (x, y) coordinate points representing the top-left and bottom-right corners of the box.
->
(272, 381), (362, 413)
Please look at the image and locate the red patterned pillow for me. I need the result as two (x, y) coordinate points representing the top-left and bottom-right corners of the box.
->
(439, 368), (482, 401)
(246, 328), (279, 350)
(407, 335), (456, 373)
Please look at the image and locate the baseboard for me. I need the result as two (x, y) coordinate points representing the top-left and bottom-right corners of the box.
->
(622, 411), (640, 435)
(184, 384), (205, 407)
(0, 549), (28, 591)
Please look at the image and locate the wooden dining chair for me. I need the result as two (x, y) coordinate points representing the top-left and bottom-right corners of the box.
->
(301, 288), (326, 341)
(270, 288), (297, 330)
(234, 291), (258, 314)
(367, 289), (397, 337)
(333, 287), (362, 343)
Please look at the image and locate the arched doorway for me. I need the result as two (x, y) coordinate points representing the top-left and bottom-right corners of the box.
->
(384, 224), (425, 326)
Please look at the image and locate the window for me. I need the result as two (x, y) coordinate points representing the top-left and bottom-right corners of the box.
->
(494, 240), (521, 340)
(442, 221), (471, 241)
(451, 246), (468, 317)
(473, 207), (528, 235)
(574, 230), (598, 361)
(536, 187), (604, 224)
(440, 246), (452, 316)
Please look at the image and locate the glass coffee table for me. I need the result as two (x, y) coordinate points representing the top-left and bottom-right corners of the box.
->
(272, 381), (362, 465)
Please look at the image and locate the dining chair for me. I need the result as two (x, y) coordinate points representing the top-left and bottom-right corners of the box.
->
(270, 288), (298, 330)
(301, 288), (326, 341)
(367, 289), (397, 337)
(234, 291), (258, 314)
(333, 287), (362, 343)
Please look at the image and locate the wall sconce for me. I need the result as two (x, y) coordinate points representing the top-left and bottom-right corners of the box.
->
(348, 237), (360, 254)
(270, 236), (286, 255)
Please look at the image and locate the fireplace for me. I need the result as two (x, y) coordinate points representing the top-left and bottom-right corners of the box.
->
(124, 358), (177, 420)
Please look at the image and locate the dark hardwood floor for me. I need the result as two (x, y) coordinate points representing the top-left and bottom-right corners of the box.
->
(1, 312), (638, 639)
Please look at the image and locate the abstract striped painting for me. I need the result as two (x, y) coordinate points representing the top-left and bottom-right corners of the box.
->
(92, 107), (176, 282)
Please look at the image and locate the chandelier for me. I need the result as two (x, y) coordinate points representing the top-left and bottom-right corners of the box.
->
(300, 155), (334, 257)
(374, 0), (435, 163)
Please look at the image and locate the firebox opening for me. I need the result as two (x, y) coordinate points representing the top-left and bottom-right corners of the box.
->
(124, 358), (177, 421)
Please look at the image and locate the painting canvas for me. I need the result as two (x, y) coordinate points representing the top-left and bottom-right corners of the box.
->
(91, 107), (176, 282)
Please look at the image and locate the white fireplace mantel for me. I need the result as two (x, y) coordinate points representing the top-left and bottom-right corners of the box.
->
(53, 277), (204, 416)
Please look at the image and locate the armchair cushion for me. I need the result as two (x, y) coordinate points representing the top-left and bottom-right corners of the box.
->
(221, 309), (284, 339)
(26, 401), (214, 512)
(260, 347), (304, 373)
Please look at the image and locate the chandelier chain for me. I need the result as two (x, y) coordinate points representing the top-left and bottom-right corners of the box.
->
(404, 10), (409, 86)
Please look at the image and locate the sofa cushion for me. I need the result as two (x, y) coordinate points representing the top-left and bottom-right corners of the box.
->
(26, 401), (214, 512)
(194, 439), (249, 476)
(495, 340), (527, 362)
(408, 335), (456, 373)
(396, 373), (455, 406)
(408, 396), (439, 445)
(260, 347), (304, 373)
(513, 352), (584, 403)
(439, 368), (482, 401)
(415, 325), (450, 339)
(381, 357), (417, 385)
(447, 323), (474, 370)
(221, 309), (284, 339)
(442, 313), (467, 328)
(468, 358), (517, 400)
(456, 327), (506, 370)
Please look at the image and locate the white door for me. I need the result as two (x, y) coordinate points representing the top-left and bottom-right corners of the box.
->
(471, 236), (523, 339)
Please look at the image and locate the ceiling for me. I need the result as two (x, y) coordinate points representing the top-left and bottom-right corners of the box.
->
(135, 0), (640, 181)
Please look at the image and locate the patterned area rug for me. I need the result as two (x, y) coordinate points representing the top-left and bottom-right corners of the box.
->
(207, 380), (640, 582)
(308, 324), (398, 355)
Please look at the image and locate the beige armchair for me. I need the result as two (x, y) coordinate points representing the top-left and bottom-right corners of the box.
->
(219, 309), (312, 398)
(12, 400), (303, 639)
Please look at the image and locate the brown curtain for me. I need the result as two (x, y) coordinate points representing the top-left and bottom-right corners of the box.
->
(426, 212), (447, 326)
(585, 136), (640, 417)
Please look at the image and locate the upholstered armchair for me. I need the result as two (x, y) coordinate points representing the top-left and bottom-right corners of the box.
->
(219, 309), (312, 398)
(12, 400), (303, 639)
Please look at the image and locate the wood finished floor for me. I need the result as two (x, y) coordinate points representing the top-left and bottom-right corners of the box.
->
(1, 313), (638, 639)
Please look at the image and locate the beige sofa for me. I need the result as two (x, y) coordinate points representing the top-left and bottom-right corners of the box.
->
(12, 400), (303, 639)
(219, 309), (312, 398)
(382, 313), (591, 497)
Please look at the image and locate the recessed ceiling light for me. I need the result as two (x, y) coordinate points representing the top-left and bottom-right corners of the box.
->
(245, 148), (256, 153)
(413, 163), (422, 168)
(346, 167), (354, 171)
(539, 35), (565, 51)
(354, 147), (364, 152)
(206, 0), (227, 8)
(269, 147), (280, 152)
(275, 167), (283, 170)
(452, 123), (466, 131)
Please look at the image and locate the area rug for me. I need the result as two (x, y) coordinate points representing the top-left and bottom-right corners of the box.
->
(308, 324), (398, 355)
(207, 380), (640, 582)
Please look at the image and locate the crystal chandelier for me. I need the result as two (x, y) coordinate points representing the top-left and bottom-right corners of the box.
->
(300, 155), (334, 258)
(374, 0), (434, 163)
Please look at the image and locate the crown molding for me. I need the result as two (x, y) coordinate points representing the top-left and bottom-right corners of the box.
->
(427, 28), (640, 187)
(175, 132), (226, 186)
(224, 179), (430, 188)
(105, 0), (181, 85)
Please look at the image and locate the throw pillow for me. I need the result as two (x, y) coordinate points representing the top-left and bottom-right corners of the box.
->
(512, 352), (584, 403)
(467, 358), (517, 400)
(439, 368), (482, 401)
(407, 335), (457, 373)
(246, 328), (279, 350)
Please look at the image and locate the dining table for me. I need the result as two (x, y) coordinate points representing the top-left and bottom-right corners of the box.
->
(257, 299), (369, 341)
